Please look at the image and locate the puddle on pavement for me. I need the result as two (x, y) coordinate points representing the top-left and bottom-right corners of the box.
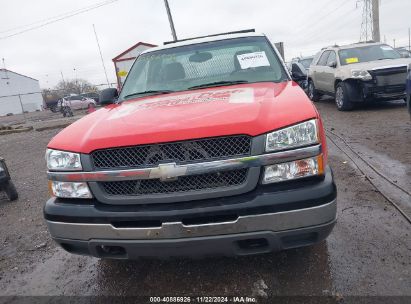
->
(4, 243), (334, 297)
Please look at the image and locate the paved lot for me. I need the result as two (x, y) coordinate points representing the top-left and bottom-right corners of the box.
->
(0, 100), (410, 300)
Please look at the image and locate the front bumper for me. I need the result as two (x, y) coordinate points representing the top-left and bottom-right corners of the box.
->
(44, 166), (337, 258)
(52, 219), (336, 259)
(363, 83), (406, 100)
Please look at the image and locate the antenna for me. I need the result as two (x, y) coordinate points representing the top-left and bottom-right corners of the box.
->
(1, 58), (10, 80)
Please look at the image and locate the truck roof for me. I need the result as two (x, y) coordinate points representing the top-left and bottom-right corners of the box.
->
(140, 32), (267, 55)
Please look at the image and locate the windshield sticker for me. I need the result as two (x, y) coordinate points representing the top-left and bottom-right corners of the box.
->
(346, 57), (359, 64)
(108, 88), (255, 120)
(237, 51), (270, 69)
(381, 46), (393, 51)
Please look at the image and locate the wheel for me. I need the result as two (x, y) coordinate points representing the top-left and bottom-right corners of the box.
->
(335, 82), (354, 111)
(88, 103), (96, 109)
(407, 95), (411, 117)
(50, 105), (58, 113)
(4, 181), (18, 201)
(307, 80), (321, 102)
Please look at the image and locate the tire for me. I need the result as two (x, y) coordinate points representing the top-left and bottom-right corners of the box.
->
(335, 82), (354, 111)
(407, 95), (411, 117)
(307, 80), (321, 102)
(50, 105), (58, 113)
(4, 181), (18, 201)
(88, 103), (96, 109)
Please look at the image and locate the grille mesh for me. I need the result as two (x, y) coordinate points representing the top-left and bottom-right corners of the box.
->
(92, 135), (251, 169)
(101, 169), (248, 196)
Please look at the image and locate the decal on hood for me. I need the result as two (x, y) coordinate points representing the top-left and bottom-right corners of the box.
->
(109, 88), (254, 120)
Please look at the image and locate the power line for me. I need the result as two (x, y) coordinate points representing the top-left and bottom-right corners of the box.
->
(0, 0), (118, 40)
(0, 0), (115, 34)
(289, 0), (352, 37)
(292, 6), (359, 46)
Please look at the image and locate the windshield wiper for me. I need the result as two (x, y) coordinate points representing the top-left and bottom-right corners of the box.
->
(122, 90), (174, 100)
(188, 80), (249, 90)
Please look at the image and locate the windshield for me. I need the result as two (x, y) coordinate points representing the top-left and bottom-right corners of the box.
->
(119, 36), (288, 101)
(338, 44), (401, 66)
(299, 58), (313, 69)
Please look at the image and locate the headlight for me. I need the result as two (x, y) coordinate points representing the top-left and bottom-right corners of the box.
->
(46, 149), (82, 171)
(262, 155), (324, 184)
(351, 69), (372, 81)
(265, 119), (318, 152)
(49, 181), (92, 198)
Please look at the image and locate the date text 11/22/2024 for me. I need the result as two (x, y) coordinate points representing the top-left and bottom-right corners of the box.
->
(149, 296), (257, 303)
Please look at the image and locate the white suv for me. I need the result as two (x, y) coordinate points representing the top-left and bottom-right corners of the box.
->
(307, 42), (411, 111)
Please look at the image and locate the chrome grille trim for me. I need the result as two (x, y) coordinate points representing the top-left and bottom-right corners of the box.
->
(91, 135), (252, 169)
(47, 144), (322, 182)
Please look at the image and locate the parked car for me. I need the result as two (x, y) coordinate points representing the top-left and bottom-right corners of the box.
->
(291, 61), (308, 90)
(395, 47), (411, 58)
(0, 158), (18, 201)
(406, 63), (411, 117)
(307, 42), (411, 111)
(80, 92), (100, 104)
(60, 95), (96, 110)
(292, 56), (315, 72)
(44, 100), (60, 113)
(44, 30), (337, 259)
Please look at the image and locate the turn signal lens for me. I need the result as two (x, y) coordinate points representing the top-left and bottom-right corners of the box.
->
(262, 155), (324, 184)
(51, 181), (92, 199)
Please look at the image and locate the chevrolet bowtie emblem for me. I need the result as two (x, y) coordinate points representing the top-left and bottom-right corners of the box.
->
(149, 163), (188, 182)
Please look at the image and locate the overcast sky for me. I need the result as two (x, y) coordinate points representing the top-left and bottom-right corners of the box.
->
(0, 0), (409, 89)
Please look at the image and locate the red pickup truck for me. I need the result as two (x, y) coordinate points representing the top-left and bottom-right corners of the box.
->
(44, 31), (337, 259)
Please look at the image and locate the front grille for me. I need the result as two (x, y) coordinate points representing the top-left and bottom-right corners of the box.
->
(370, 66), (407, 86)
(101, 169), (249, 196)
(375, 73), (407, 86)
(91, 135), (252, 169)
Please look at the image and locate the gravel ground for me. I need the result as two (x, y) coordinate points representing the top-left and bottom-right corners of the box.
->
(0, 101), (410, 300)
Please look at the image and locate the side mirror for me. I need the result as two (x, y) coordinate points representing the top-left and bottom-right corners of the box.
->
(291, 62), (307, 81)
(99, 88), (118, 105)
(327, 61), (337, 68)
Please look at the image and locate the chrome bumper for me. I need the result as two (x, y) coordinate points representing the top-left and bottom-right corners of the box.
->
(46, 199), (336, 241)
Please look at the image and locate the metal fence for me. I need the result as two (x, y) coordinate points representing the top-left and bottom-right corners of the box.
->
(0, 91), (44, 118)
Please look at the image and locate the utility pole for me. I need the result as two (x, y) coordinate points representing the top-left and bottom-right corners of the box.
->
(393, 39), (396, 48)
(408, 28), (410, 51)
(372, 0), (380, 42)
(93, 24), (110, 87)
(360, 0), (380, 42)
(163, 0), (178, 41)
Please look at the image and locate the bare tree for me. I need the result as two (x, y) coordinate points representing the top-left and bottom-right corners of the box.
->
(54, 79), (98, 96)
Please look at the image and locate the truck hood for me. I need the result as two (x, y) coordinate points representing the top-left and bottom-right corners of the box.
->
(340, 57), (411, 72)
(48, 81), (318, 154)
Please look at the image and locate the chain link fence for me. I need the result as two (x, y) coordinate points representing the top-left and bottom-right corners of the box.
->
(0, 91), (43, 118)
